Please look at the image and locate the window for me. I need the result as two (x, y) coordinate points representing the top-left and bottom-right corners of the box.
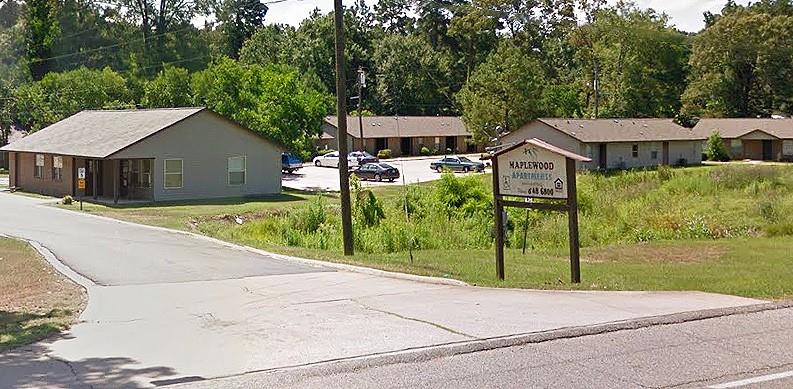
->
(164, 159), (183, 189)
(651, 151), (658, 160)
(731, 139), (743, 156)
(52, 156), (63, 181)
(584, 144), (593, 159)
(134, 159), (152, 188)
(228, 156), (246, 185)
(631, 144), (639, 158)
(34, 154), (45, 178)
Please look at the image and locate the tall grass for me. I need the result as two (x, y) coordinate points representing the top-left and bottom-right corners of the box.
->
(203, 165), (793, 255)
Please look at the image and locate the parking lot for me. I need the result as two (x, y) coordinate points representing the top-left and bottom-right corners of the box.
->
(282, 154), (488, 191)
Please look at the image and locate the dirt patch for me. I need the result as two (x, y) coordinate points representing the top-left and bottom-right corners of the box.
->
(583, 242), (727, 264)
(0, 238), (86, 351)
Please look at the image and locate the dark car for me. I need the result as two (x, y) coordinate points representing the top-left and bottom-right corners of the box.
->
(281, 153), (303, 174)
(430, 155), (486, 173)
(353, 163), (400, 182)
(350, 151), (379, 165)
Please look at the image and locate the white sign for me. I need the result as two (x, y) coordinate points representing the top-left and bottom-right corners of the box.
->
(78, 167), (86, 179)
(497, 144), (567, 199)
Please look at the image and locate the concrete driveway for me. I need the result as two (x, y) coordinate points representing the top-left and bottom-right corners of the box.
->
(0, 192), (764, 388)
(282, 154), (487, 192)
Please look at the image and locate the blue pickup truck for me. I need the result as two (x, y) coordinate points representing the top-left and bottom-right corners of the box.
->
(281, 153), (303, 174)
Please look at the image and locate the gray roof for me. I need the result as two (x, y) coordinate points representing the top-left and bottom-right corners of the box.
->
(534, 118), (704, 143)
(694, 118), (793, 139)
(324, 116), (470, 138)
(0, 108), (205, 158)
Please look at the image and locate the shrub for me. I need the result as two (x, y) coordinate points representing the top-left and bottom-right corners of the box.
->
(289, 196), (328, 233)
(62, 195), (73, 205)
(419, 146), (431, 156)
(704, 131), (730, 161)
(377, 149), (392, 159)
(434, 172), (490, 218)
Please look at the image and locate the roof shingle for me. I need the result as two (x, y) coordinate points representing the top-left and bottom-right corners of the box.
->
(693, 118), (793, 139)
(535, 118), (703, 143)
(324, 116), (470, 138)
(0, 108), (205, 158)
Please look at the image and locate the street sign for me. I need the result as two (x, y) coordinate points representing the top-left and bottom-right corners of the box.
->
(78, 167), (86, 179)
(496, 142), (568, 199)
(78, 179), (86, 189)
(486, 138), (591, 283)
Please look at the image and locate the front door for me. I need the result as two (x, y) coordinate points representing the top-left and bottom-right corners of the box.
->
(662, 142), (670, 165)
(598, 143), (608, 170)
(445, 136), (457, 153)
(762, 140), (773, 160)
(400, 137), (412, 156)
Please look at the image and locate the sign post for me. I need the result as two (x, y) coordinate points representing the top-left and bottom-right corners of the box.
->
(77, 167), (86, 211)
(486, 138), (591, 283)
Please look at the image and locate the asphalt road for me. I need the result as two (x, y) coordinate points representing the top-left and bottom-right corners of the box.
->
(178, 306), (793, 389)
(282, 154), (488, 191)
(0, 192), (768, 388)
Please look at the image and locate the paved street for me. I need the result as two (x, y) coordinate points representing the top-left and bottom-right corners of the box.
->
(181, 307), (793, 389)
(282, 154), (487, 191)
(0, 192), (767, 388)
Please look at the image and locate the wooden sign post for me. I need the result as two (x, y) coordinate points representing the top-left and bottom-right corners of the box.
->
(486, 138), (591, 283)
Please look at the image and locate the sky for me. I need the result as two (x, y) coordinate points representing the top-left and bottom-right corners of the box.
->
(261, 0), (752, 33)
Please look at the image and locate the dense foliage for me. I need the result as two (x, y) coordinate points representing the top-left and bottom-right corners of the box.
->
(3, 0), (793, 150)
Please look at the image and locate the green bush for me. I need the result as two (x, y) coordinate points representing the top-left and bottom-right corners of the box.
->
(704, 131), (730, 161)
(289, 195), (328, 233)
(419, 146), (431, 156)
(377, 149), (392, 159)
(62, 195), (73, 205)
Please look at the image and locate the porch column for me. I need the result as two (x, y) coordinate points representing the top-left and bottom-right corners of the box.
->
(92, 160), (98, 200)
(113, 159), (119, 204)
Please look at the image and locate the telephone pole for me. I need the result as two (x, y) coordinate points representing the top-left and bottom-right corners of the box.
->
(333, 0), (354, 256)
(356, 66), (365, 151)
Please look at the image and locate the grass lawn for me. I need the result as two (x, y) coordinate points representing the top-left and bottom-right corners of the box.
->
(54, 166), (793, 299)
(0, 238), (85, 351)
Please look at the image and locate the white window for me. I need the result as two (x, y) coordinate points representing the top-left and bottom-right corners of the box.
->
(34, 154), (45, 178)
(52, 156), (63, 181)
(134, 159), (152, 188)
(227, 156), (246, 185)
(164, 159), (183, 189)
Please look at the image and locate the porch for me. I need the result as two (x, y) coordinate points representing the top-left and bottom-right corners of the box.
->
(77, 158), (154, 203)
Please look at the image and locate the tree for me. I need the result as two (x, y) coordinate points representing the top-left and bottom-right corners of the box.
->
(456, 43), (545, 144)
(13, 66), (132, 131)
(239, 24), (294, 66)
(143, 66), (191, 107)
(373, 34), (453, 115)
(683, 8), (793, 117)
(24, 0), (60, 80)
(191, 58), (331, 158)
(217, 0), (268, 59)
(373, 0), (414, 33)
(704, 131), (730, 161)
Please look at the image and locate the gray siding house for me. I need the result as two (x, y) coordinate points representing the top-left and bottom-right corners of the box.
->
(319, 116), (485, 157)
(1, 107), (283, 202)
(502, 118), (704, 170)
(694, 118), (793, 161)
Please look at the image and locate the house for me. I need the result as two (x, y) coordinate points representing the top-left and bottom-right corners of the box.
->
(501, 118), (704, 170)
(319, 116), (485, 157)
(693, 118), (793, 161)
(0, 107), (283, 202)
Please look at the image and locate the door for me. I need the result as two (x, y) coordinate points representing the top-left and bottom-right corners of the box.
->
(400, 137), (412, 156)
(662, 142), (670, 165)
(762, 140), (773, 160)
(598, 144), (608, 170)
(85, 160), (102, 197)
(120, 160), (130, 198)
(445, 136), (457, 153)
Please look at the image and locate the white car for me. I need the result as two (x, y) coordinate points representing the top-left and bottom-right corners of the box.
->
(312, 151), (358, 168)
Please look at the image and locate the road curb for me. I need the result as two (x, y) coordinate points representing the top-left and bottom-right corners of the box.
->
(172, 300), (793, 388)
(42, 203), (469, 287)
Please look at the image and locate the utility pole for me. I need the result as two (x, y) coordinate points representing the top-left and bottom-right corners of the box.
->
(593, 60), (600, 119)
(356, 67), (366, 151)
(333, 0), (354, 256)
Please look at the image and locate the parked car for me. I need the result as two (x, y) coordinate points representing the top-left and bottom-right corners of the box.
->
(349, 151), (379, 165)
(281, 153), (303, 174)
(430, 155), (486, 172)
(353, 163), (400, 182)
(312, 151), (359, 168)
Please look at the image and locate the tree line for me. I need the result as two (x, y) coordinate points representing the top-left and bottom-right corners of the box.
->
(2, 0), (793, 155)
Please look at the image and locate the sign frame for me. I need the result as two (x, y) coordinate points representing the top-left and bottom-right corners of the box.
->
(486, 138), (591, 283)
